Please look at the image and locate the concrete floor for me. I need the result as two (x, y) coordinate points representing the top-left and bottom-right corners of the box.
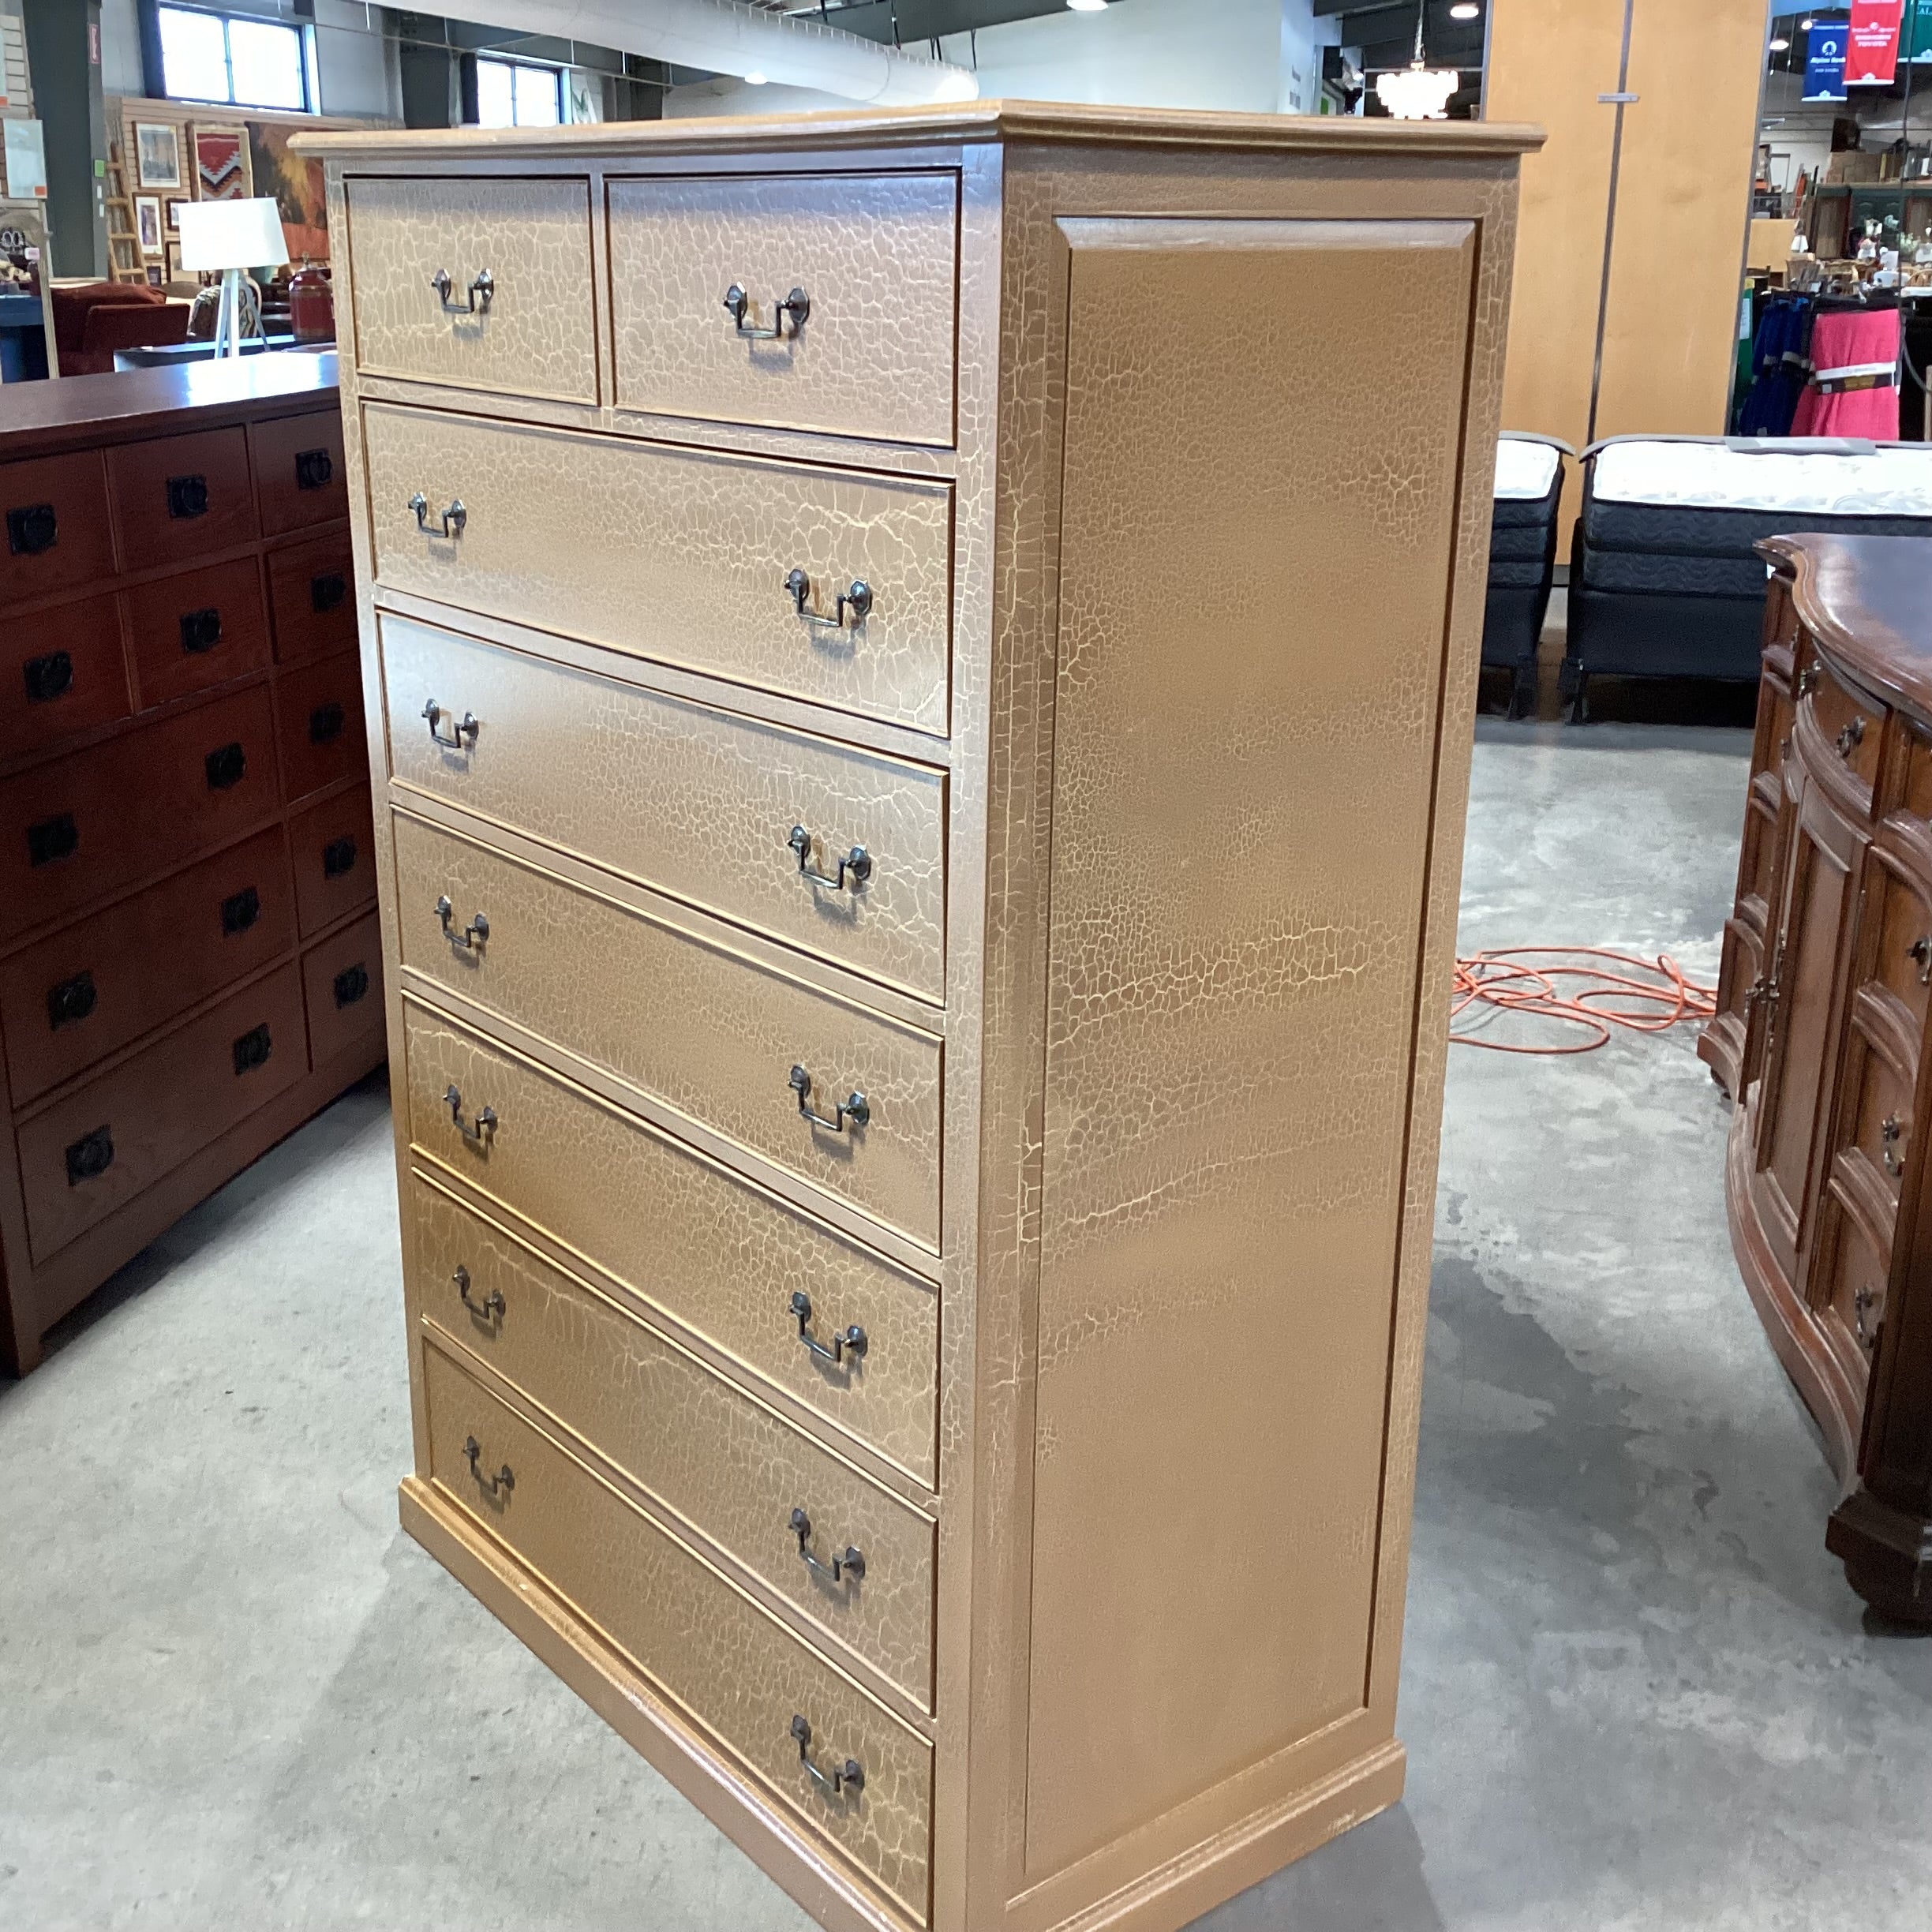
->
(6, 713), (1932, 1930)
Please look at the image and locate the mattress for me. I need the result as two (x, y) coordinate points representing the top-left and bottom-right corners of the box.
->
(1494, 436), (1564, 501)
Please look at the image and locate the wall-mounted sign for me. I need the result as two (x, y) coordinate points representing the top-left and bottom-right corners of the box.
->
(1805, 16), (1851, 97)
(1848, 0), (1904, 83)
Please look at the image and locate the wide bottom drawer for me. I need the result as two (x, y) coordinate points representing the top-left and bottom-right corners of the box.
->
(410, 1176), (936, 1708)
(17, 962), (306, 1262)
(421, 1341), (932, 1922)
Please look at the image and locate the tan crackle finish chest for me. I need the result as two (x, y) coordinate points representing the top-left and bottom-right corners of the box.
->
(301, 99), (1539, 1932)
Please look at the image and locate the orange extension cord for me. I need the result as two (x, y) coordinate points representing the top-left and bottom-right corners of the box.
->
(1450, 946), (1718, 1055)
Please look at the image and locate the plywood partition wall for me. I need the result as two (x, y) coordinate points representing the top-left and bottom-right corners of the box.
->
(1488, 0), (1765, 519)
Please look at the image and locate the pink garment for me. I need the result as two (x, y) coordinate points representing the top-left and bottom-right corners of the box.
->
(1792, 304), (1902, 438)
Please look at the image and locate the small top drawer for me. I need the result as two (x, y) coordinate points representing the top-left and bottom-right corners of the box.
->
(2, 451), (115, 604)
(107, 428), (257, 571)
(2, 595), (130, 765)
(1802, 651), (1885, 805)
(607, 171), (957, 446)
(250, 409), (349, 535)
(345, 174), (598, 406)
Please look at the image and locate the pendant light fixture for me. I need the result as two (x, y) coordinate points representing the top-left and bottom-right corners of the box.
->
(1376, 0), (1460, 119)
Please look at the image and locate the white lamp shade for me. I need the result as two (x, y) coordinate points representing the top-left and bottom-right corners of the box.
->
(177, 197), (290, 272)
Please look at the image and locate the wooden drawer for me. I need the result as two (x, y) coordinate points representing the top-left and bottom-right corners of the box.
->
(1842, 1025), (1913, 1210)
(402, 1005), (937, 1487)
(16, 962), (305, 1263)
(1803, 652), (1885, 804)
(0, 824), (295, 1107)
(267, 533), (357, 665)
(290, 785), (377, 938)
(2, 451), (116, 605)
(343, 174), (597, 406)
(380, 615), (945, 1003)
(1819, 1194), (1888, 1365)
(421, 1340), (933, 1923)
(107, 428), (256, 571)
(124, 556), (271, 710)
(361, 402), (952, 736)
(0, 683), (279, 934)
(1, 594), (129, 764)
(606, 170), (957, 447)
(411, 1179), (935, 1705)
(1866, 845), (1932, 1036)
(277, 650), (367, 804)
(249, 409), (348, 534)
(301, 911), (384, 1069)
(395, 814), (941, 1249)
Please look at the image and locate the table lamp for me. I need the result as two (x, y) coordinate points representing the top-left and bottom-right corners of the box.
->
(175, 197), (290, 358)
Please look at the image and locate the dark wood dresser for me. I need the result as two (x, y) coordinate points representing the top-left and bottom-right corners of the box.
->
(1702, 532), (1932, 1623)
(0, 354), (382, 1376)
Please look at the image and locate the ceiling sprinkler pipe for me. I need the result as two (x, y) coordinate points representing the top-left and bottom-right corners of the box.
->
(476, 0), (979, 104)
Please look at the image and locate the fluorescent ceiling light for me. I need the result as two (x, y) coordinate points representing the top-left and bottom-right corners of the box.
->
(1066, 0), (1108, 11)
(745, 69), (767, 82)
(1450, 3), (1480, 17)
(1769, 36), (1790, 49)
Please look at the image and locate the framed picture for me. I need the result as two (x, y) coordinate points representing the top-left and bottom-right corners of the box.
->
(164, 197), (190, 235)
(133, 121), (182, 191)
(144, 261), (165, 289)
(246, 120), (328, 263)
(134, 194), (163, 256)
(193, 124), (248, 202)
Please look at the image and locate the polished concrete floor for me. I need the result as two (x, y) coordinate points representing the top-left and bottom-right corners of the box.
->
(6, 705), (1932, 1930)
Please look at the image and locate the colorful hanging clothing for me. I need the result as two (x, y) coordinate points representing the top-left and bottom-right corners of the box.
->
(1792, 298), (1902, 439)
(1738, 292), (1814, 437)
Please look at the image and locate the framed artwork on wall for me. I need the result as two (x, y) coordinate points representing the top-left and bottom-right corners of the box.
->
(144, 262), (165, 288)
(193, 124), (249, 201)
(247, 120), (328, 263)
(134, 194), (163, 255)
(165, 197), (189, 235)
(134, 122), (182, 191)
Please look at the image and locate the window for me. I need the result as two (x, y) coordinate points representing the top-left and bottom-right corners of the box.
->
(476, 58), (562, 129)
(159, 6), (310, 111)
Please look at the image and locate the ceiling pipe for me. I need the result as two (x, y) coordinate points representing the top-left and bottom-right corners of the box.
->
(446, 0), (980, 104)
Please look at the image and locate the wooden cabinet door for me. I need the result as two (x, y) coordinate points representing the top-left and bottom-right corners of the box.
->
(1754, 768), (1866, 1286)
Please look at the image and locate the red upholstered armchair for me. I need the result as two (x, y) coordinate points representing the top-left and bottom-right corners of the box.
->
(48, 283), (189, 376)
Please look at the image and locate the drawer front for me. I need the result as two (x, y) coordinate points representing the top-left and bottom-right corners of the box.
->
(290, 785), (378, 938)
(1820, 1196), (1888, 1362)
(395, 815), (941, 1249)
(606, 171), (957, 447)
(268, 534), (358, 665)
(1869, 849), (1932, 1034)
(17, 962), (305, 1263)
(0, 684), (279, 933)
(250, 409), (349, 535)
(381, 616), (945, 1002)
(0, 824), (295, 1106)
(412, 1180), (934, 1704)
(344, 174), (597, 405)
(1844, 1030), (1912, 1208)
(277, 650), (367, 804)
(421, 1342), (933, 1921)
(302, 911), (385, 1069)
(1, 451), (115, 603)
(2, 594), (129, 763)
(1805, 654), (1885, 801)
(402, 1006), (936, 1486)
(124, 557), (271, 710)
(361, 403), (951, 736)
(107, 428), (257, 571)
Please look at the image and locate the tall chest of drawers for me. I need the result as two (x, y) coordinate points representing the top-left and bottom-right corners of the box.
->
(308, 103), (1537, 1932)
(0, 354), (384, 1376)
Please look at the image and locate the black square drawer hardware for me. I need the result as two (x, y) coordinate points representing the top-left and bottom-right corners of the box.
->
(179, 607), (223, 654)
(294, 448), (334, 490)
(65, 1125), (114, 1185)
(24, 651), (73, 704)
(167, 474), (209, 520)
(321, 834), (358, 878)
(232, 1023), (272, 1075)
(309, 700), (345, 745)
(47, 969), (97, 1031)
(333, 962), (370, 1008)
(28, 812), (78, 868)
(220, 885), (260, 935)
(204, 741), (246, 790)
(7, 502), (58, 556)
(310, 571), (346, 614)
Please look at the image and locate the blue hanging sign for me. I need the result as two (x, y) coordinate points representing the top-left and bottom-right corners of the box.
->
(1806, 16), (1851, 98)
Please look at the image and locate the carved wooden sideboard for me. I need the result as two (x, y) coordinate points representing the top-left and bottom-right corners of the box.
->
(305, 102), (1539, 1932)
(1703, 532), (1932, 1624)
(0, 354), (383, 1376)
